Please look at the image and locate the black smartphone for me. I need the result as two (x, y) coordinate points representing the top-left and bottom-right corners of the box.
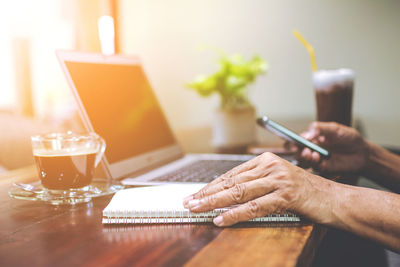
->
(257, 116), (330, 158)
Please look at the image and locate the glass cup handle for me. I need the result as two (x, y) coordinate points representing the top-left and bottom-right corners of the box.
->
(95, 136), (106, 167)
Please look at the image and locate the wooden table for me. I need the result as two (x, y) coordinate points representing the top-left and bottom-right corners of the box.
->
(0, 165), (325, 267)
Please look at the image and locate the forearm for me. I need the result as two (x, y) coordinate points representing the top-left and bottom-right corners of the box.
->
(326, 182), (400, 252)
(363, 141), (400, 192)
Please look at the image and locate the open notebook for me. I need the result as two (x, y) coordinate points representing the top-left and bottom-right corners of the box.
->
(102, 184), (300, 224)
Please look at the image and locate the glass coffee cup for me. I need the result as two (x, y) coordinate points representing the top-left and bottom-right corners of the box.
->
(31, 132), (106, 193)
(313, 69), (354, 126)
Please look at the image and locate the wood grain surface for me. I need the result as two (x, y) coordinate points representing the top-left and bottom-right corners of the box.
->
(0, 167), (323, 267)
(186, 223), (315, 267)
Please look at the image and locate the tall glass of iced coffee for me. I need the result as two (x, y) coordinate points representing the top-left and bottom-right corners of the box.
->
(312, 69), (354, 126)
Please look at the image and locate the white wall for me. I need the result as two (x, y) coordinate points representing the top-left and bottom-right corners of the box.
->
(119, 0), (400, 146)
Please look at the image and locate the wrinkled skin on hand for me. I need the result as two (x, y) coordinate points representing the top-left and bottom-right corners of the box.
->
(183, 152), (335, 227)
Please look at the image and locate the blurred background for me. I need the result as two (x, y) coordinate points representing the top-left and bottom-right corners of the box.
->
(1, 0), (400, 171)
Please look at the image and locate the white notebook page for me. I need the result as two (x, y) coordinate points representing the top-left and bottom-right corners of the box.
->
(104, 183), (207, 214)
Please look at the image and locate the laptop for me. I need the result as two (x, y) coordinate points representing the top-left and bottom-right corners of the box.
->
(57, 51), (254, 185)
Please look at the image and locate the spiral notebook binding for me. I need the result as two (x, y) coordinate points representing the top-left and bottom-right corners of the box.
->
(102, 210), (301, 224)
(102, 216), (300, 224)
(104, 209), (235, 219)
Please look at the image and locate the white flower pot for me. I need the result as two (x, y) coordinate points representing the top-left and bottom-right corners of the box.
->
(212, 107), (256, 152)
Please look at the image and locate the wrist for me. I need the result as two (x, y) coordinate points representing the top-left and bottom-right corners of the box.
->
(302, 174), (345, 225)
(360, 140), (400, 191)
(323, 182), (354, 229)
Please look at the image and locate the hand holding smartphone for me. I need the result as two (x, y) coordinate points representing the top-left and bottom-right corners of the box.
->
(257, 116), (330, 158)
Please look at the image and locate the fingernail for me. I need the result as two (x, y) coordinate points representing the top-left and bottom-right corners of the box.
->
(213, 216), (224, 226)
(188, 199), (200, 209)
(183, 195), (194, 208)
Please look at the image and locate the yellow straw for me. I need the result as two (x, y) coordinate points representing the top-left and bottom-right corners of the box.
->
(293, 30), (317, 72)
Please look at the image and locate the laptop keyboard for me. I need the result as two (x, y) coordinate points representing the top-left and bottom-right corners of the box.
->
(150, 160), (246, 183)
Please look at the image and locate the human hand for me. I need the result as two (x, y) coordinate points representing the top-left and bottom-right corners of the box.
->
(183, 152), (336, 227)
(298, 122), (369, 173)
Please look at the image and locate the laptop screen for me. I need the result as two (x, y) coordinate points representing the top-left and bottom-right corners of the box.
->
(64, 61), (176, 164)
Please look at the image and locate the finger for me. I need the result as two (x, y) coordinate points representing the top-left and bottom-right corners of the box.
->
(301, 148), (313, 161)
(297, 147), (321, 169)
(203, 166), (268, 196)
(311, 151), (321, 164)
(188, 177), (276, 212)
(213, 193), (281, 227)
(305, 122), (324, 139)
(301, 129), (318, 140)
(207, 157), (259, 187)
(183, 160), (257, 205)
(317, 135), (326, 144)
(298, 150), (323, 171)
(183, 167), (266, 208)
(190, 152), (282, 202)
(301, 131), (312, 140)
(184, 157), (260, 203)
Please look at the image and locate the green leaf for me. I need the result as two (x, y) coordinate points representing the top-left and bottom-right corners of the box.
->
(185, 48), (268, 109)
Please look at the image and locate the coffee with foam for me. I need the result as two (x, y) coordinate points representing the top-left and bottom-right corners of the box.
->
(313, 69), (354, 126)
(313, 69), (354, 90)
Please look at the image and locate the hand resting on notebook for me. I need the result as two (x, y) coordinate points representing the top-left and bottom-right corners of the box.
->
(184, 152), (335, 226)
(183, 122), (400, 252)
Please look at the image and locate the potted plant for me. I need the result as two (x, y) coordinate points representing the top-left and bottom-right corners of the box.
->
(186, 50), (268, 153)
